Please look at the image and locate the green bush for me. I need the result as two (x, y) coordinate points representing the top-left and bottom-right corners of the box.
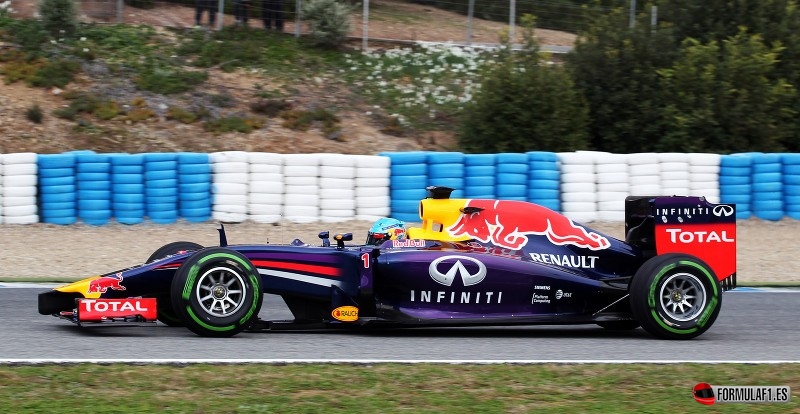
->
(39, 0), (78, 37)
(204, 116), (264, 133)
(166, 106), (199, 124)
(93, 100), (120, 120)
(134, 65), (208, 94)
(53, 92), (100, 120)
(458, 15), (589, 152)
(4, 20), (48, 52)
(280, 107), (340, 137)
(301, 0), (354, 48)
(28, 58), (80, 88)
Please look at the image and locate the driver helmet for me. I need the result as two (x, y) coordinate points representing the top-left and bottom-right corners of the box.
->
(366, 217), (406, 245)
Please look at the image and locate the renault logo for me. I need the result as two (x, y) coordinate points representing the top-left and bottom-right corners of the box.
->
(712, 204), (734, 217)
(429, 255), (487, 287)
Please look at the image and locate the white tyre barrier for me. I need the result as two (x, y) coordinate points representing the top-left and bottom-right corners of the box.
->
(250, 214), (282, 223)
(320, 188), (355, 199)
(356, 167), (391, 178)
(212, 211), (248, 222)
(597, 182), (629, 192)
(210, 151), (249, 163)
(283, 154), (320, 166)
(356, 195), (391, 208)
(250, 181), (284, 194)
(355, 186), (389, 197)
(284, 185), (320, 196)
(320, 199), (356, 210)
(284, 165), (319, 177)
(562, 192), (596, 203)
(284, 176), (318, 186)
(2, 153), (38, 224)
(355, 177), (390, 187)
(248, 204), (283, 215)
(249, 193), (284, 205)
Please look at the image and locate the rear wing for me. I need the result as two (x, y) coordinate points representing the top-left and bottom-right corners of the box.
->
(625, 196), (736, 291)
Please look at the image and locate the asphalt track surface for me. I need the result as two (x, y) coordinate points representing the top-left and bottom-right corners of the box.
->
(3, 288), (798, 362)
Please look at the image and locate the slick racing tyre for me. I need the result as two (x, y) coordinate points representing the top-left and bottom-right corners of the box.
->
(146, 242), (204, 327)
(630, 254), (721, 340)
(170, 247), (262, 337)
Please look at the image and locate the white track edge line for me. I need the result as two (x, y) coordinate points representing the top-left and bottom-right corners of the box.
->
(0, 359), (798, 365)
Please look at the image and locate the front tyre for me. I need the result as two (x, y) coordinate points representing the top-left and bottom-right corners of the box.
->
(171, 247), (262, 337)
(630, 254), (721, 340)
(147, 241), (204, 327)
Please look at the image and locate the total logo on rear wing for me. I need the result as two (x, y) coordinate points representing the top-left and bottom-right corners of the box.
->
(652, 197), (736, 283)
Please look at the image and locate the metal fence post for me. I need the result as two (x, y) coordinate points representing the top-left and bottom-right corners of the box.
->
(509, 0), (516, 42)
(295, 0), (302, 38)
(117, 0), (123, 23)
(651, 5), (658, 28)
(466, 0), (475, 45)
(362, 0), (369, 51)
(217, 0), (224, 31)
(629, 0), (636, 29)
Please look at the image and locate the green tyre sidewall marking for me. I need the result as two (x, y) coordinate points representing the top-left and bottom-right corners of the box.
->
(647, 259), (719, 335)
(182, 251), (260, 332)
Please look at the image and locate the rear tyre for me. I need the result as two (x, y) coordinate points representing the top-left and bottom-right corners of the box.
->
(630, 254), (721, 340)
(170, 247), (262, 337)
(146, 242), (203, 326)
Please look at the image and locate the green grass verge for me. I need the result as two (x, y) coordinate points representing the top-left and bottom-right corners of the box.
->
(0, 363), (797, 412)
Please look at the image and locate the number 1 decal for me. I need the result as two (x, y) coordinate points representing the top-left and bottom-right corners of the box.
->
(361, 253), (370, 269)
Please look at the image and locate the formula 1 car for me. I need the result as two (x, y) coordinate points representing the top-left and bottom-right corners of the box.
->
(38, 187), (737, 339)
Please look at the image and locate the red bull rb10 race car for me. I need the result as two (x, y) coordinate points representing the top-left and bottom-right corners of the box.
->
(38, 187), (737, 339)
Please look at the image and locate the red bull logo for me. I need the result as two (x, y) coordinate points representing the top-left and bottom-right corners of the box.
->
(447, 199), (611, 251)
(86, 273), (126, 294)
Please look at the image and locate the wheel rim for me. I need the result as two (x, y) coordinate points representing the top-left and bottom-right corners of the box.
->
(659, 272), (707, 322)
(195, 266), (246, 317)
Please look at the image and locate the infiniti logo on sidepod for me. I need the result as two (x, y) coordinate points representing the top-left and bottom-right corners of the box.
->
(429, 256), (487, 287)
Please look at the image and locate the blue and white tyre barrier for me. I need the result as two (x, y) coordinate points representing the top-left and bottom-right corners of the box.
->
(282, 153), (320, 224)
(720, 154), (752, 219)
(247, 152), (282, 224)
(2, 153), (38, 224)
(558, 151), (597, 222)
(464, 153), (496, 199)
(354, 155), (391, 221)
(592, 152), (627, 221)
(111, 154), (145, 225)
(177, 152), (211, 223)
(659, 153), (692, 197)
(37, 153), (77, 225)
(688, 153), (721, 203)
(144, 153), (179, 224)
(783, 153), (800, 220)
(495, 153), (528, 202)
(427, 152), (465, 199)
(319, 154), (357, 223)
(75, 152), (111, 226)
(211, 151), (249, 223)
(751, 153), (783, 221)
(385, 151), (428, 223)
(628, 152), (662, 197)
(526, 151), (560, 212)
